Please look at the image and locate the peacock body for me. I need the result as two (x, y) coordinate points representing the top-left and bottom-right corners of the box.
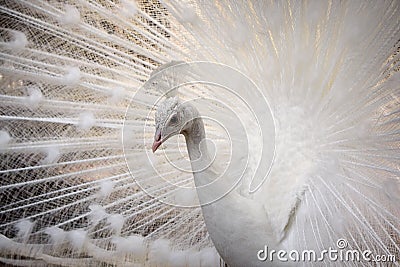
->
(0, 0), (399, 266)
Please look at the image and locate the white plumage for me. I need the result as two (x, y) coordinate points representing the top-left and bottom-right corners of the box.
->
(0, 0), (399, 266)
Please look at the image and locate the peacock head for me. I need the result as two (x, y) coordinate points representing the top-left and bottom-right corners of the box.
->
(152, 97), (197, 153)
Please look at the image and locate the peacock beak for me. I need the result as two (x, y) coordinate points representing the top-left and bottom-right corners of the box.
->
(152, 130), (162, 153)
(152, 140), (162, 153)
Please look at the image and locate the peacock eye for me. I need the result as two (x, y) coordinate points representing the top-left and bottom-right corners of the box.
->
(169, 114), (178, 124)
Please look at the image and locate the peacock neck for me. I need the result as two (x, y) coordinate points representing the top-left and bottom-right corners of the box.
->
(182, 107), (227, 196)
(182, 117), (212, 179)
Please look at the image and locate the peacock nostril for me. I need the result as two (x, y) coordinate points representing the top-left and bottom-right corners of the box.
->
(155, 131), (161, 142)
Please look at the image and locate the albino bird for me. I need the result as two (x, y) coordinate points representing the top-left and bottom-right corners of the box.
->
(152, 92), (276, 267)
(1, 0), (400, 266)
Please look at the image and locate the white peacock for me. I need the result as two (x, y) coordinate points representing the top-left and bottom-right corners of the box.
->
(0, 1), (399, 266)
